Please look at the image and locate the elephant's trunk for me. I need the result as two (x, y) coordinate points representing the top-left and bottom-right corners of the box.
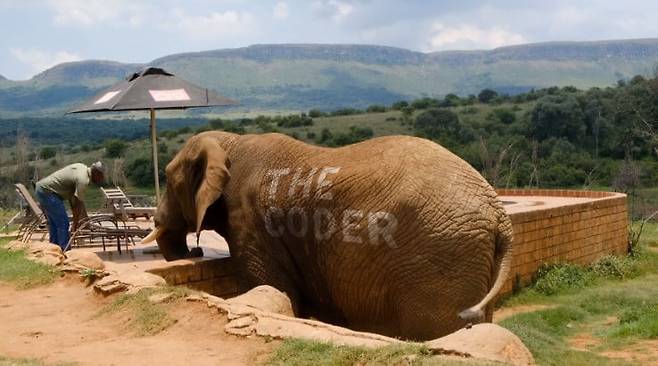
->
(458, 216), (513, 321)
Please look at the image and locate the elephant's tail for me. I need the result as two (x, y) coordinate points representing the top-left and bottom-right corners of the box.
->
(458, 216), (513, 322)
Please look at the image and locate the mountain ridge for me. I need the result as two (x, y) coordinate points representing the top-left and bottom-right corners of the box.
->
(1, 38), (658, 116)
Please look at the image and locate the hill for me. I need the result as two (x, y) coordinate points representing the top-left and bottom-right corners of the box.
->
(1, 39), (658, 116)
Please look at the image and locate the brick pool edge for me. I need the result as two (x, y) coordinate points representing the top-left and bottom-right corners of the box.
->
(496, 189), (629, 295)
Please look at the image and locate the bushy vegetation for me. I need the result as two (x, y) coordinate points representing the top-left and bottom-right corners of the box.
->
(104, 139), (128, 158)
(531, 256), (640, 296)
(0, 117), (207, 145)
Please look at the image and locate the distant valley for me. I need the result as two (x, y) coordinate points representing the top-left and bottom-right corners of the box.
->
(1, 38), (658, 117)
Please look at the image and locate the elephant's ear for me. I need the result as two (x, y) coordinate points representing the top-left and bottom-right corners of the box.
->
(193, 137), (231, 238)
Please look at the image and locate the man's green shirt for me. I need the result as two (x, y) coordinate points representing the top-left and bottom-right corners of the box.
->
(37, 163), (90, 201)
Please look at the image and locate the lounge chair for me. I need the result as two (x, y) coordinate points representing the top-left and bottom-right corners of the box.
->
(14, 183), (151, 253)
(14, 183), (49, 243)
(101, 186), (156, 220)
(66, 215), (151, 253)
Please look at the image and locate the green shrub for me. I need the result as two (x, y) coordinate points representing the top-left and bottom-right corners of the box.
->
(39, 146), (57, 159)
(274, 114), (313, 128)
(317, 128), (333, 144)
(589, 255), (638, 280)
(104, 139), (128, 158)
(308, 109), (325, 118)
(532, 255), (641, 296)
(126, 158), (161, 187)
(222, 121), (246, 134)
(410, 97), (439, 109)
(478, 88), (498, 103)
(177, 126), (191, 134)
(366, 104), (387, 113)
(390, 100), (408, 110)
(209, 118), (224, 129)
(330, 108), (362, 116)
(610, 304), (658, 339)
(533, 263), (593, 295)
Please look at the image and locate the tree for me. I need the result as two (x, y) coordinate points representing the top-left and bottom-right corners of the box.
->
(478, 89), (498, 103)
(391, 101), (409, 110)
(366, 104), (387, 113)
(411, 97), (439, 109)
(530, 95), (586, 144)
(104, 139), (128, 158)
(490, 108), (516, 124)
(441, 93), (461, 107)
(39, 146), (57, 160)
(414, 108), (462, 141)
(400, 106), (414, 124)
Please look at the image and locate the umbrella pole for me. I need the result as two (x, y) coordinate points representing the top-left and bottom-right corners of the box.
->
(150, 109), (161, 204)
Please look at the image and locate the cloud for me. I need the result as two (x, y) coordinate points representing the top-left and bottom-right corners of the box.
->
(47, 0), (144, 27)
(313, 0), (354, 22)
(10, 48), (81, 75)
(425, 23), (526, 51)
(273, 2), (289, 19)
(171, 9), (256, 41)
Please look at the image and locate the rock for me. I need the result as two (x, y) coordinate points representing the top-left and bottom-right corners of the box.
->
(425, 323), (535, 366)
(27, 242), (63, 256)
(253, 314), (400, 348)
(186, 295), (207, 303)
(5, 240), (29, 251)
(148, 292), (174, 304)
(94, 275), (128, 295)
(25, 242), (64, 266)
(93, 271), (166, 295)
(226, 285), (294, 317)
(119, 272), (166, 289)
(225, 316), (256, 336)
(63, 251), (105, 271)
(32, 255), (64, 266)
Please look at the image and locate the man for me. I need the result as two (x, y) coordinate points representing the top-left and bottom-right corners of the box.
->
(35, 161), (105, 251)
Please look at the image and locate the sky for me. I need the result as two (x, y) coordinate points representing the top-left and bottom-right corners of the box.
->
(1, 0), (657, 80)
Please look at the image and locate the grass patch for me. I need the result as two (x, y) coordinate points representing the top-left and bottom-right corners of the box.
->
(499, 222), (658, 365)
(266, 339), (498, 366)
(0, 355), (76, 366)
(529, 255), (642, 297)
(501, 276), (658, 365)
(95, 286), (191, 336)
(0, 238), (59, 289)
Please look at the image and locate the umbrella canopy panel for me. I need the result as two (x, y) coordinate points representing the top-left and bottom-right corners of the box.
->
(68, 67), (237, 203)
(69, 67), (236, 113)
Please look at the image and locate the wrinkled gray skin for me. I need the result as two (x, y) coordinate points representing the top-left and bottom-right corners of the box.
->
(149, 131), (513, 340)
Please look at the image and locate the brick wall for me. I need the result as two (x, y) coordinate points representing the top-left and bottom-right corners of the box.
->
(496, 189), (629, 295)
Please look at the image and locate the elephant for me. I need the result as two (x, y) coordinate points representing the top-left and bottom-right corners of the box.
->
(142, 130), (513, 340)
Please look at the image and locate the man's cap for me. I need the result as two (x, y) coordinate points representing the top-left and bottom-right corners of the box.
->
(90, 161), (105, 174)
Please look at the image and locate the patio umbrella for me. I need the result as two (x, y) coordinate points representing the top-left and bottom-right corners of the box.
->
(69, 67), (237, 203)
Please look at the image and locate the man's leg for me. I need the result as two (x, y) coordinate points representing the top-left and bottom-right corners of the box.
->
(36, 188), (69, 251)
(36, 188), (58, 245)
(50, 202), (70, 250)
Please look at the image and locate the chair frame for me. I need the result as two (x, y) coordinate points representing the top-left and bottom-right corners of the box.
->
(14, 183), (48, 243)
(101, 186), (156, 220)
(14, 183), (151, 253)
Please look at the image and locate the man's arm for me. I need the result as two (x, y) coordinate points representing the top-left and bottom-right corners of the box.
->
(70, 196), (88, 231)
